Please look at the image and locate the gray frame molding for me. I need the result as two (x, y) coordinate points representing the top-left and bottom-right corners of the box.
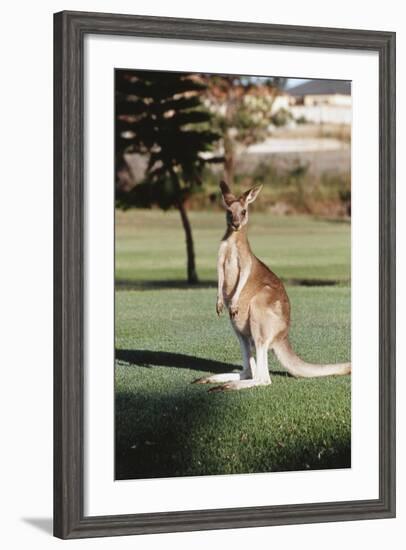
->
(54, 10), (396, 539)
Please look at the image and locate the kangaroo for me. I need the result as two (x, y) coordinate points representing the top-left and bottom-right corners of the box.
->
(194, 181), (351, 392)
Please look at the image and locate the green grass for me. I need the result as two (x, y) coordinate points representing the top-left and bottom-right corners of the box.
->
(115, 209), (351, 479)
(115, 209), (351, 285)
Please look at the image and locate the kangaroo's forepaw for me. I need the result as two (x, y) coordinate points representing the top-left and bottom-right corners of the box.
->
(229, 304), (238, 318)
(216, 299), (224, 316)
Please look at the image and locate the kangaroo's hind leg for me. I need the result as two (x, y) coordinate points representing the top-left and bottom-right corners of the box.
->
(249, 286), (290, 385)
(192, 332), (255, 385)
(208, 332), (270, 392)
(210, 324), (271, 392)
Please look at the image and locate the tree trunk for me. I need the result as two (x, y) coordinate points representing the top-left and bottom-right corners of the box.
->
(223, 130), (235, 185)
(178, 201), (199, 284)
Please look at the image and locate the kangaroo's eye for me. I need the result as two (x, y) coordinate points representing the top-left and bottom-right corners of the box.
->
(241, 209), (246, 216)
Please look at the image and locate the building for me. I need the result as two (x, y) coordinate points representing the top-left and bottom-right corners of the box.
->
(288, 79), (351, 124)
(289, 79), (351, 106)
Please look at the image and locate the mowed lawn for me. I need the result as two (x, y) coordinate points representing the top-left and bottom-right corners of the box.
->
(115, 209), (350, 286)
(115, 209), (351, 479)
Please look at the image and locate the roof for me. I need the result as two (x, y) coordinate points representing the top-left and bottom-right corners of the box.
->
(288, 79), (351, 96)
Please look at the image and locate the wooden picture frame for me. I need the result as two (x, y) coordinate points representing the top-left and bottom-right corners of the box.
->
(54, 10), (396, 539)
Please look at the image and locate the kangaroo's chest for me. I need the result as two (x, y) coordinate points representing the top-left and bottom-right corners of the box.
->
(222, 242), (241, 297)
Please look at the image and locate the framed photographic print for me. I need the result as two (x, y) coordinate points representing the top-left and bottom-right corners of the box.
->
(54, 10), (396, 539)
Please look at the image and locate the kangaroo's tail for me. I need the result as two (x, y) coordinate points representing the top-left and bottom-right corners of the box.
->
(273, 339), (351, 378)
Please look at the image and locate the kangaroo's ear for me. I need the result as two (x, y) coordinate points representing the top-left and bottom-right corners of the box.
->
(243, 184), (263, 204)
(219, 181), (236, 207)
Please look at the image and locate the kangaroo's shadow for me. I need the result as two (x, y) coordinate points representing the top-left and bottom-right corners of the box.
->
(115, 349), (288, 376)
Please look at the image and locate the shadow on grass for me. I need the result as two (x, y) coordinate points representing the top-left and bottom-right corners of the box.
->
(115, 349), (289, 376)
(320, 216), (351, 225)
(115, 279), (217, 291)
(284, 278), (342, 287)
(115, 278), (348, 291)
(115, 388), (350, 480)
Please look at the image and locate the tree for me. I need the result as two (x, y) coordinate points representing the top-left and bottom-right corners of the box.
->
(115, 70), (220, 284)
(203, 76), (286, 184)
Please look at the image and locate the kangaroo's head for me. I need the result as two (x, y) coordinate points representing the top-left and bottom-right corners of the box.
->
(219, 181), (263, 231)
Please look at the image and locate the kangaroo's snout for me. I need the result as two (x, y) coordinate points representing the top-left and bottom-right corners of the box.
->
(231, 219), (241, 231)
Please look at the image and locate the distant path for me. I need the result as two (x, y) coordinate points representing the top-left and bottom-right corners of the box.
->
(247, 137), (348, 154)
(237, 143), (350, 175)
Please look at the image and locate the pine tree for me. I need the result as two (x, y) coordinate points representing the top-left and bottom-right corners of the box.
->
(115, 70), (220, 284)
